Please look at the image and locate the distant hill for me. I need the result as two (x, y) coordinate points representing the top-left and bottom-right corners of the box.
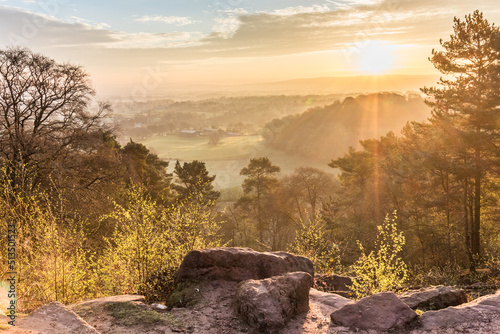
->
(230, 75), (440, 95)
(263, 92), (431, 162)
(127, 74), (440, 100)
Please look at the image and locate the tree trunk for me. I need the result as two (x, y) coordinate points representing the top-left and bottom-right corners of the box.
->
(464, 178), (474, 271)
(471, 169), (481, 264)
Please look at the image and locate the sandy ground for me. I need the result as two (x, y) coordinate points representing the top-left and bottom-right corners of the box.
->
(1, 282), (499, 334)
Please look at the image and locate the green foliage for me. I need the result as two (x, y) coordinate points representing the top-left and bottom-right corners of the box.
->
(265, 93), (429, 161)
(121, 140), (173, 206)
(173, 160), (220, 205)
(289, 216), (340, 274)
(98, 186), (223, 296)
(422, 10), (500, 267)
(236, 157), (281, 247)
(349, 212), (408, 298)
(97, 186), (173, 295)
(239, 157), (281, 197)
(139, 267), (177, 304)
(0, 165), (223, 309)
(0, 169), (100, 311)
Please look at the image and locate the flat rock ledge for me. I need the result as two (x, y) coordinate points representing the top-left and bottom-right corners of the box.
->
(309, 288), (352, 311)
(399, 285), (467, 311)
(175, 247), (314, 283)
(331, 291), (417, 332)
(420, 289), (500, 330)
(235, 271), (314, 333)
(18, 301), (98, 334)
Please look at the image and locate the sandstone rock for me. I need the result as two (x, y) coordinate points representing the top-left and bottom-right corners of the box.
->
(420, 290), (500, 330)
(175, 247), (314, 283)
(235, 271), (314, 333)
(330, 291), (417, 331)
(309, 288), (352, 311)
(18, 301), (99, 334)
(399, 285), (467, 311)
(314, 274), (356, 292)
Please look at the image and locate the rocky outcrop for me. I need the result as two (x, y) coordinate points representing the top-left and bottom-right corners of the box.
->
(235, 271), (314, 333)
(399, 285), (467, 311)
(314, 274), (355, 292)
(175, 247), (314, 283)
(419, 290), (500, 330)
(18, 301), (99, 334)
(309, 288), (352, 311)
(330, 291), (417, 331)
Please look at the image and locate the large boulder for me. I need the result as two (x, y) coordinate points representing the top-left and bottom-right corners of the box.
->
(175, 247), (314, 283)
(399, 285), (467, 311)
(330, 291), (417, 331)
(235, 271), (314, 333)
(18, 301), (99, 334)
(420, 290), (500, 330)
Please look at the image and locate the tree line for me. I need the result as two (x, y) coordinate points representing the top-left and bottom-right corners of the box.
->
(224, 11), (500, 276)
(0, 10), (499, 309)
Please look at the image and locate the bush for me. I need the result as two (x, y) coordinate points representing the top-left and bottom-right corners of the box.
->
(288, 216), (341, 274)
(98, 186), (223, 296)
(139, 267), (178, 304)
(349, 211), (408, 298)
(0, 171), (100, 311)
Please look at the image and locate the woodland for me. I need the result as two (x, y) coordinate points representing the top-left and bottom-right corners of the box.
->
(0, 10), (499, 311)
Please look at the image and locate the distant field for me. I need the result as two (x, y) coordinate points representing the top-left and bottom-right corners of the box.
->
(141, 135), (334, 189)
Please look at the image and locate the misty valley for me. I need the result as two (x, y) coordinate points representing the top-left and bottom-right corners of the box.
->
(0, 4), (499, 334)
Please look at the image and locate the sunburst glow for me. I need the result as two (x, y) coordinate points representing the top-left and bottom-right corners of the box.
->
(356, 41), (397, 75)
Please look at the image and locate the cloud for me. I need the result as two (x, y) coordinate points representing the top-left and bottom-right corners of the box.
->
(109, 31), (203, 49)
(134, 15), (199, 26)
(0, 0), (497, 62)
(0, 6), (116, 47)
(195, 0), (492, 59)
(211, 8), (248, 39)
(0, 7), (200, 49)
(269, 4), (331, 16)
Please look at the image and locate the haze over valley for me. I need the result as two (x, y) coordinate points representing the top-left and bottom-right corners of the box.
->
(1, 2), (500, 332)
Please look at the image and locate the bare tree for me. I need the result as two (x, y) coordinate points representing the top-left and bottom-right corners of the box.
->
(0, 47), (111, 191)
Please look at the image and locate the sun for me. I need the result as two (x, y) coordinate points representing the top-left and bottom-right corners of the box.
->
(356, 41), (396, 75)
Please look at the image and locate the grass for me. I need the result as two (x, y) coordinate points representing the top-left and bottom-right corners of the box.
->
(141, 135), (333, 189)
(167, 283), (203, 308)
(142, 135), (265, 161)
(104, 302), (183, 328)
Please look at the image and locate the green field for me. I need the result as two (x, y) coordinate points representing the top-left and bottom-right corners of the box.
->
(141, 135), (333, 189)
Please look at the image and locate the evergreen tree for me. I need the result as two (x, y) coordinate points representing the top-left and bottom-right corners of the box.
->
(237, 157), (281, 246)
(422, 11), (500, 268)
(121, 140), (173, 205)
(173, 160), (220, 205)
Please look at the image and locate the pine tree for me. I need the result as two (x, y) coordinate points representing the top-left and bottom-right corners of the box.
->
(422, 11), (500, 268)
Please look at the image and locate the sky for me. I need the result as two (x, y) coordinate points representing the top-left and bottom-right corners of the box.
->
(0, 0), (499, 97)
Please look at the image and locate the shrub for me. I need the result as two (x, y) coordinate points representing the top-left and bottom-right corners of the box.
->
(289, 216), (341, 274)
(98, 186), (223, 296)
(349, 211), (408, 298)
(139, 267), (178, 304)
(0, 171), (99, 311)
